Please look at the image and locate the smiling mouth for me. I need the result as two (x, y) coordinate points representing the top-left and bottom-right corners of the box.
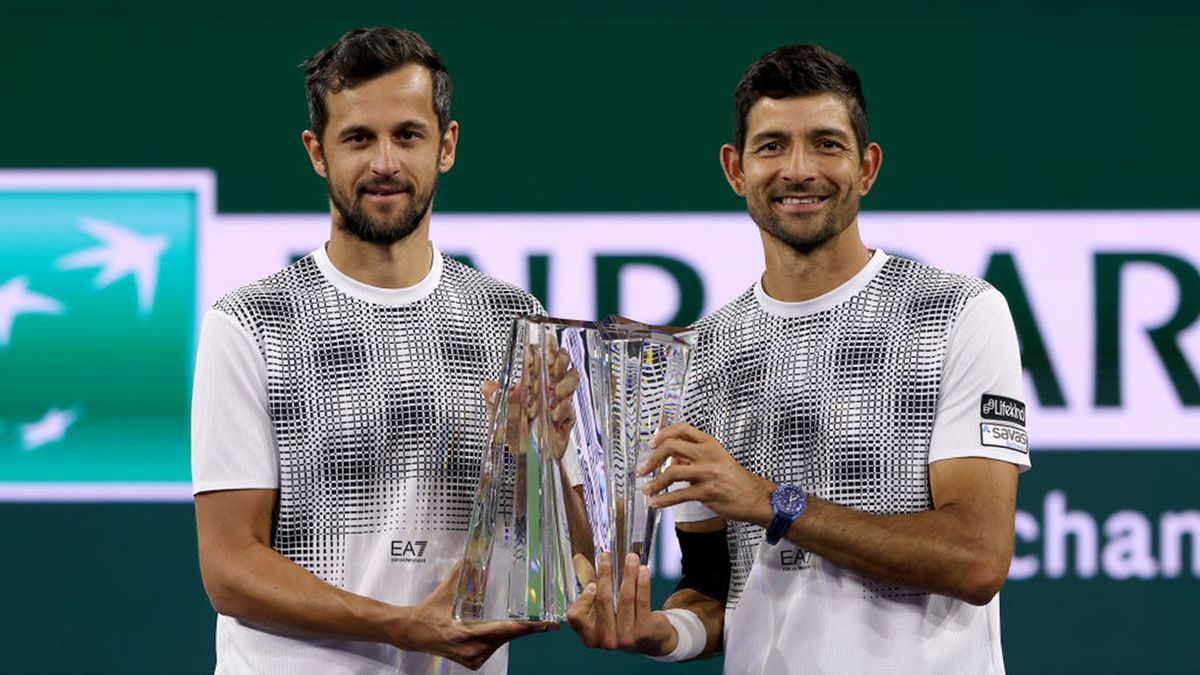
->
(361, 187), (411, 201)
(773, 195), (829, 212)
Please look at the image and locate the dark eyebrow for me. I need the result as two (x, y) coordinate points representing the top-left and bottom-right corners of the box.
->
(747, 130), (790, 147)
(336, 125), (374, 140)
(393, 120), (431, 134)
(808, 127), (852, 142)
(335, 120), (431, 140)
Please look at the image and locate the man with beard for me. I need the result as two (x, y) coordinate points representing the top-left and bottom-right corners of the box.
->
(190, 27), (559, 675)
(567, 45), (1029, 674)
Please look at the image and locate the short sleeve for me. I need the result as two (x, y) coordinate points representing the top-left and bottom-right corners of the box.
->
(190, 309), (280, 493)
(928, 288), (1031, 471)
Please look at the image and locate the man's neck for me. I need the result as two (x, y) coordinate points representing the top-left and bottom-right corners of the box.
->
(325, 221), (434, 289)
(759, 223), (871, 302)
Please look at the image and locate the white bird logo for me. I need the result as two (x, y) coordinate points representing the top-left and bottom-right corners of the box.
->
(57, 217), (169, 315)
(21, 407), (80, 451)
(0, 276), (64, 347)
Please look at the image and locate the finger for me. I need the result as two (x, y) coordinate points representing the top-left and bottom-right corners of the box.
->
(573, 553), (596, 586)
(616, 552), (640, 638)
(648, 485), (701, 510)
(638, 438), (701, 476)
(550, 397), (575, 426)
(480, 380), (499, 405)
(553, 369), (579, 401)
(551, 344), (570, 380)
(566, 582), (598, 642)
(635, 564), (652, 623)
(649, 422), (711, 448)
(642, 463), (700, 495)
(468, 619), (557, 643)
(428, 560), (464, 605)
(593, 553), (617, 645)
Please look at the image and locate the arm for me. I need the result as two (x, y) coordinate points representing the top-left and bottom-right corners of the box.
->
(778, 458), (1015, 605)
(195, 488), (548, 667)
(196, 487), (403, 642)
(643, 431), (1016, 606)
(659, 518), (727, 658)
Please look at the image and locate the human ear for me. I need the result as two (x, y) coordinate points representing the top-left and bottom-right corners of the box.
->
(438, 120), (460, 173)
(719, 144), (746, 197)
(301, 130), (327, 179)
(859, 142), (883, 195)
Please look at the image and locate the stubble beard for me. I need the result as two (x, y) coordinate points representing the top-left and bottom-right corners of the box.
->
(328, 173), (438, 246)
(748, 188), (860, 255)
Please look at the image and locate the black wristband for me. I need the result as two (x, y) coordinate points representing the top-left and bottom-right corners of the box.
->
(673, 526), (731, 603)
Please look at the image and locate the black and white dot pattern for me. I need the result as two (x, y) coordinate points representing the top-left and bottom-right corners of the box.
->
(215, 254), (541, 587)
(684, 256), (990, 606)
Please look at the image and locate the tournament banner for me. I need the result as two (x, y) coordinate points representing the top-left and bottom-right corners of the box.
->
(0, 171), (213, 500)
(2, 171), (1198, 588)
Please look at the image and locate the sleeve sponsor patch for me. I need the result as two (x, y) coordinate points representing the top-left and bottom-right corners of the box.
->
(981, 393), (1026, 427)
(980, 423), (1029, 454)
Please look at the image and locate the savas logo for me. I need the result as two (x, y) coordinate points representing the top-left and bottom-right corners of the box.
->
(981, 423), (1029, 454)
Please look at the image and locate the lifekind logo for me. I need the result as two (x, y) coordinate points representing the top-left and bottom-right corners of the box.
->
(0, 171), (212, 500)
(981, 394), (1026, 426)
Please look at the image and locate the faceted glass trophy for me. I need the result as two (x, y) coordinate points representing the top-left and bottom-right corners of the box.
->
(454, 315), (695, 621)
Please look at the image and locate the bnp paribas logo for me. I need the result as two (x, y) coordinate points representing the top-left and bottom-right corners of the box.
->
(0, 171), (212, 497)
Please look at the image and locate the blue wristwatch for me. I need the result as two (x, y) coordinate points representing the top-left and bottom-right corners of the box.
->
(765, 483), (807, 545)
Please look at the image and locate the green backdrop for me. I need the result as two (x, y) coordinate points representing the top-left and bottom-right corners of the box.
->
(3, 1), (1199, 673)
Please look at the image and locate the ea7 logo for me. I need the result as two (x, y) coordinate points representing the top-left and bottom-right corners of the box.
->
(779, 547), (814, 570)
(391, 540), (429, 558)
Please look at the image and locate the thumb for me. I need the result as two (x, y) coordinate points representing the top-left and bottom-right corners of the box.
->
(481, 381), (499, 405)
(573, 553), (596, 586)
(428, 560), (465, 606)
(566, 582), (598, 631)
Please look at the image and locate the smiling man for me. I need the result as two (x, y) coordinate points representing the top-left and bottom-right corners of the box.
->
(190, 27), (553, 675)
(568, 45), (1030, 674)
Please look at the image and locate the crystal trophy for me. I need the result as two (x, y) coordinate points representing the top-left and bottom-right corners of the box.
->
(454, 315), (695, 621)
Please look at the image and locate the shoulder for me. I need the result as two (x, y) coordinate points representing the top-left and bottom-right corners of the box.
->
(437, 254), (545, 316)
(689, 285), (758, 335)
(878, 254), (994, 313)
(685, 285), (759, 366)
(211, 254), (322, 329)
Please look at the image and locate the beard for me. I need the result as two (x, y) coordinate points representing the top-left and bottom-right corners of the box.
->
(747, 186), (860, 255)
(328, 172), (438, 245)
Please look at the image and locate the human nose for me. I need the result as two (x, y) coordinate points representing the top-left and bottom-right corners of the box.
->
(370, 142), (400, 177)
(780, 146), (818, 184)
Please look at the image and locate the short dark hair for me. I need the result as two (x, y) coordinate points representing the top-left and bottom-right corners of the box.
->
(303, 27), (452, 142)
(733, 45), (868, 157)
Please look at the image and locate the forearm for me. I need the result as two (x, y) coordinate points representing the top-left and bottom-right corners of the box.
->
(558, 465), (595, 563)
(776, 496), (1011, 604)
(661, 589), (724, 658)
(200, 537), (412, 646)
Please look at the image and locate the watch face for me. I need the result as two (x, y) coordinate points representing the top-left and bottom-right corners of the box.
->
(772, 484), (806, 516)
